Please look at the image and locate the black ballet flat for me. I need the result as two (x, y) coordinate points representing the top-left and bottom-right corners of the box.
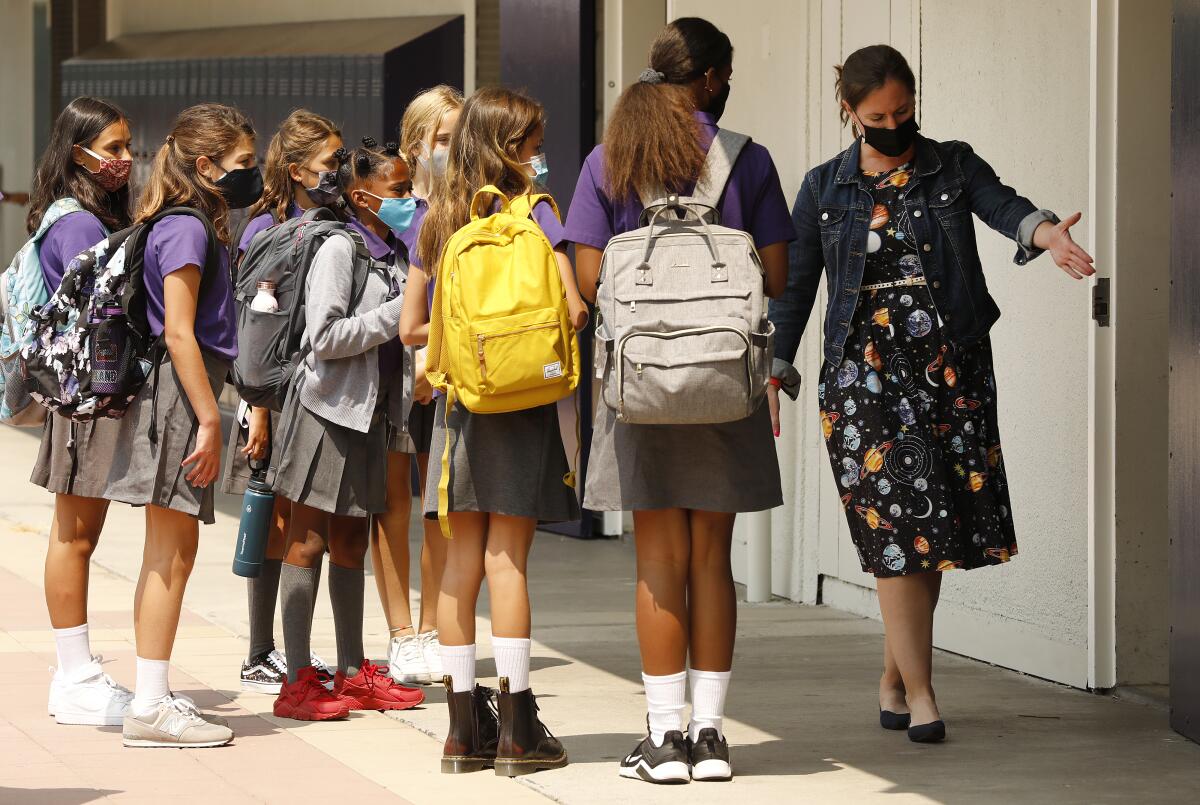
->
(879, 708), (911, 731)
(907, 720), (946, 743)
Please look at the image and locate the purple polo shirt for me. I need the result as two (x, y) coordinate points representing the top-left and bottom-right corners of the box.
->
(238, 203), (303, 255)
(39, 210), (108, 292)
(143, 215), (237, 361)
(396, 197), (428, 267)
(346, 217), (404, 380)
(564, 111), (795, 249)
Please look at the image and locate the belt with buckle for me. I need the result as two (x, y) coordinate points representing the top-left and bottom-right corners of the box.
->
(860, 276), (928, 291)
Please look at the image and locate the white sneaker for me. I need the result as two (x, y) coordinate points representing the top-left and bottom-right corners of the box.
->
(420, 630), (444, 681)
(388, 634), (431, 684)
(49, 658), (133, 726)
(122, 694), (233, 748)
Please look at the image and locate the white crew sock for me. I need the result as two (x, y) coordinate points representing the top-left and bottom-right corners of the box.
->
(53, 623), (92, 675)
(688, 668), (732, 741)
(643, 670), (687, 746)
(439, 643), (476, 693)
(492, 636), (531, 693)
(131, 657), (171, 717)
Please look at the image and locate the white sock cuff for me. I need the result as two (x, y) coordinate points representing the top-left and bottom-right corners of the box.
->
(439, 642), (477, 693)
(643, 669), (688, 686)
(492, 636), (532, 693)
(53, 623), (89, 637)
(491, 636), (531, 649)
(688, 668), (732, 682)
(438, 643), (477, 657)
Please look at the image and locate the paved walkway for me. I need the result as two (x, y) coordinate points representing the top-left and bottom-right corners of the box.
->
(0, 423), (1198, 804)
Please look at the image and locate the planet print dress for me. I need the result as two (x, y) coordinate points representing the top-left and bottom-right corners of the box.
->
(820, 163), (1017, 577)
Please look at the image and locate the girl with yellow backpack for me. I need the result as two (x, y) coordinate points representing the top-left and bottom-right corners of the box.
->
(400, 86), (587, 777)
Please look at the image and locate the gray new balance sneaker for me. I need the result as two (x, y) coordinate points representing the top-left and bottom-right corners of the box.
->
(122, 695), (233, 748)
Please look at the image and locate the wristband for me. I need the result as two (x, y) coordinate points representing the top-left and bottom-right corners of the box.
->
(768, 377), (782, 389)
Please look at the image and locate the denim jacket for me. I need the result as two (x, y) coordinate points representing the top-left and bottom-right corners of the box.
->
(769, 135), (1057, 396)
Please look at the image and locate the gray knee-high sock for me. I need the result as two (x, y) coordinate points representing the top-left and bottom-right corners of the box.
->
(328, 562), (365, 677)
(309, 552), (323, 626)
(280, 563), (317, 683)
(246, 558), (282, 660)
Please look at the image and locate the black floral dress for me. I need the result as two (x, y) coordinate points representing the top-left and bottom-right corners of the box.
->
(819, 163), (1017, 577)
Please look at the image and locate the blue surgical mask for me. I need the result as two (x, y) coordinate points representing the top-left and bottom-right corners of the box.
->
(418, 143), (449, 178)
(364, 191), (417, 235)
(524, 153), (549, 186)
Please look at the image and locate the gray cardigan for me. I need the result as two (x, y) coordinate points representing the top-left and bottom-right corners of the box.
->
(296, 233), (408, 433)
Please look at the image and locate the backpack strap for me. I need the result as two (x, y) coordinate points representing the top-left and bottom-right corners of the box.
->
(32, 198), (89, 243)
(636, 129), (751, 211)
(509, 192), (560, 223)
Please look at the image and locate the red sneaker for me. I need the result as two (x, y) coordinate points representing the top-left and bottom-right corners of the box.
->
(273, 666), (351, 721)
(334, 660), (425, 711)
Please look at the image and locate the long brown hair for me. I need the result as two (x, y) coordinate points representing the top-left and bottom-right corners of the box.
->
(27, 97), (132, 234)
(416, 87), (543, 271)
(603, 17), (733, 202)
(136, 103), (255, 243)
(247, 108), (340, 223)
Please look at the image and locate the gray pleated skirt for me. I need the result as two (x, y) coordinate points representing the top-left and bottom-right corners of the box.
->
(221, 408), (280, 495)
(30, 413), (122, 498)
(583, 400), (782, 513)
(270, 379), (388, 517)
(423, 397), (580, 523)
(103, 351), (231, 525)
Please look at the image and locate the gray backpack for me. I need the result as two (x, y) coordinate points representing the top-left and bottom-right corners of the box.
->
(231, 206), (371, 411)
(594, 129), (773, 425)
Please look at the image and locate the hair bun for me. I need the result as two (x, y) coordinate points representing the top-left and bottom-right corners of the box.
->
(383, 141), (400, 157)
(361, 136), (378, 148)
(333, 146), (349, 163)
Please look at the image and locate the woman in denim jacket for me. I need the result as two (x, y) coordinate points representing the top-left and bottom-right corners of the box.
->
(768, 45), (1094, 743)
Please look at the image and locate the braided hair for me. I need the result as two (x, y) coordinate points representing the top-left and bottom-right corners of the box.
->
(338, 137), (404, 216)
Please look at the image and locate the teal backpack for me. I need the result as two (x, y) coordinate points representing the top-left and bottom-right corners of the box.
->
(0, 198), (91, 426)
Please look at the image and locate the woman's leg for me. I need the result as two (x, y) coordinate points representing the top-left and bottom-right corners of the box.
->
(484, 514), (535, 691)
(685, 510), (736, 747)
(880, 633), (908, 713)
(415, 452), (445, 635)
(327, 513), (370, 676)
(876, 571), (943, 726)
(436, 512), (487, 692)
(279, 501), (328, 681)
(371, 452), (415, 637)
(130, 504), (199, 712)
(633, 509), (691, 745)
(45, 493), (109, 671)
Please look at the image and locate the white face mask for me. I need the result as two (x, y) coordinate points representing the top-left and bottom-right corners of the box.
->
(418, 142), (449, 178)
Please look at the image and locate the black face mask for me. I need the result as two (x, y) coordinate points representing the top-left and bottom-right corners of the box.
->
(858, 116), (920, 158)
(708, 82), (731, 123)
(303, 168), (342, 207)
(215, 165), (264, 210)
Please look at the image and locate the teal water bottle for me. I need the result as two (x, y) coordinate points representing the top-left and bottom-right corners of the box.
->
(232, 460), (274, 578)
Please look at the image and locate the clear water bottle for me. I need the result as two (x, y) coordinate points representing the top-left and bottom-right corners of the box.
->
(90, 304), (126, 395)
(251, 280), (279, 313)
(232, 466), (275, 578)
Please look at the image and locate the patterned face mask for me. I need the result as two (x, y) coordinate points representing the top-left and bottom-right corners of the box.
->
(302, 166), (342, 206)
(77, 145), (131, 192)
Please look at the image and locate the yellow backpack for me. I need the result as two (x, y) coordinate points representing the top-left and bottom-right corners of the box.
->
(425, 185), (581, 532)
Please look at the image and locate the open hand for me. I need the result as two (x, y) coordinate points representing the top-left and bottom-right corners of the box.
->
(1043, 212), (1096, 280)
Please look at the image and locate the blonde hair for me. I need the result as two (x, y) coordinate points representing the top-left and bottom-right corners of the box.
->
(416, 87), (543, 271)
(249, 108), (340, 223)
(399, 85), (465, 169)
(137, 103), (255, 243)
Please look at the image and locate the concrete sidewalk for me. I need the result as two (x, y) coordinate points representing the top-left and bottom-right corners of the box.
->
(1, 422), (1199, 804)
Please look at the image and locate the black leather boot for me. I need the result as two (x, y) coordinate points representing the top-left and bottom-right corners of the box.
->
(440, 677), (499, 774)
(494, 677), (568, 777)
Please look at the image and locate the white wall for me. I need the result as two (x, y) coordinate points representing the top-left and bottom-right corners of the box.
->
(106, 0), (477, 93)
(667, 0), (1122, 687)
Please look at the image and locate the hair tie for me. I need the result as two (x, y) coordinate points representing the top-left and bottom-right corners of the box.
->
(639, 68), (666, 84)
(165, 134), (175, 144)
(361, 136), (378, 148)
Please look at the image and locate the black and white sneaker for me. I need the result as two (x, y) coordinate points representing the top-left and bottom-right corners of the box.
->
(240, 649), (287, 693)
(688, 727), (732, 782)
(619, 730), (690, 784)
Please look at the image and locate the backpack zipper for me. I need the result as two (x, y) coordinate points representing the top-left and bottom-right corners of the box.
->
(476, 321), (560, 385)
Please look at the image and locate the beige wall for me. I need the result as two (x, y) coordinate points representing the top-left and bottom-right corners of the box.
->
(0, 0), (35, 260)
